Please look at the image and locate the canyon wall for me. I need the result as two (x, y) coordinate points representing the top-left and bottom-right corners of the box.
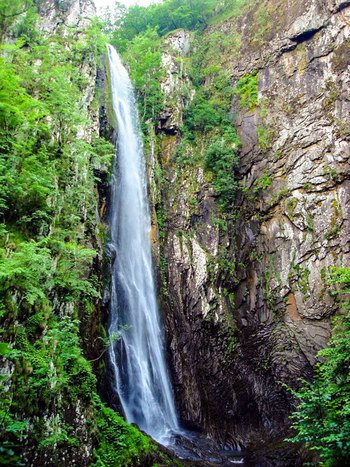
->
(149, 0), (350, 450)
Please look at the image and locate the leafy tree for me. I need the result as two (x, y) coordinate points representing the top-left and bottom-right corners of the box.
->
(287, 267), (350, 466)
(123, 26), (164, 124)
(110, 0), (219, 49)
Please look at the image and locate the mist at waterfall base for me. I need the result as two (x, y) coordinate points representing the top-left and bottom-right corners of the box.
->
(106, 44), (245, 465)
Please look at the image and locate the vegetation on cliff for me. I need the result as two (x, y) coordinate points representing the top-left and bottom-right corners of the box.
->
(106, 0), (223, 48)
(0, 1), (177, 465)
(287, 267), (350, 466)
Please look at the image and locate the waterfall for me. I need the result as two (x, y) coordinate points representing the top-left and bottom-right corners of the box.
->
(106, 44), (179, 445)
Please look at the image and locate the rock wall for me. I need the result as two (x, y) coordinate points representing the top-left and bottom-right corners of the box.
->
(150, 0), (350, 450)
(37, 0), (96, 34)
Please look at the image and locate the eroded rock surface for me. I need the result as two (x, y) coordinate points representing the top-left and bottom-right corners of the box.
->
(37, 0), (96, 34)
(150, 0), (350, 450)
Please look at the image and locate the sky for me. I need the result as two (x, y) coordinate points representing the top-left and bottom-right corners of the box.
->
(94, 0), (157, 11)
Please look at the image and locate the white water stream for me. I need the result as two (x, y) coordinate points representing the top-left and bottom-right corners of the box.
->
(106, 44), (179, 445)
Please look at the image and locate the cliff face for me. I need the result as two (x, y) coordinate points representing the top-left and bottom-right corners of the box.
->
(150, 0), (350, 449)
(37, 0), (96, 33)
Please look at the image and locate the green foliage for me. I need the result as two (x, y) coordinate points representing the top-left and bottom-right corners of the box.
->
(91, 136), (115, 168)
(105, 0), (254, 49)
(109, 0), (218, 49)
(170, 14), (244, 209)
(0, 33), (108, 236)
(0, 52), (53, 234)
(0, 312), (97, 462)
(77, 17), (107, 60)
(204, 129), (241, 208)
(14, 316), (96, 403)
(92, 396), (153, 466)
(0, 241), (53, 305)
(184, 87), (230, 134)
(329, 267), (350, 308)
(287, 267), (350, 465)
(0, 334), (25, 466)
(233, 71), (259, 110)
(253, 170), (273, 195)
(123, 27), (164, 126)
(181, 70), (240, 207)
(257, 125), (274, 152)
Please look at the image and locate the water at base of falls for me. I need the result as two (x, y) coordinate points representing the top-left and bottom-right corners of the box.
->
(169, 431), (246, 465)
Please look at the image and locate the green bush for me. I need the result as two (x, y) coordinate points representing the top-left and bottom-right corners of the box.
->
(184, 88), (228, 134)
(204, 129), (241, 207)
(287, 267), (350, 466)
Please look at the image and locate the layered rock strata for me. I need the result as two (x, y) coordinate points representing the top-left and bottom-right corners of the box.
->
(149, 0), (350, 449)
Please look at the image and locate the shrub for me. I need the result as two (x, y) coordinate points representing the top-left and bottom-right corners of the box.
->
(287, 267), (350, 466)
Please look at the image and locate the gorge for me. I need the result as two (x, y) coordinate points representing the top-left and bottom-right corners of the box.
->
(0, 0), (349, 466)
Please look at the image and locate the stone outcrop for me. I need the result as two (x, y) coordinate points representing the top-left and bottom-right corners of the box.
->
(159, 29), (193, 133)
(37, 0), (96, 34)
(150, 0), (350, 452)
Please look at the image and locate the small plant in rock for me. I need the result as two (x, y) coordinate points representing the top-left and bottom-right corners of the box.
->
(204, 128), (241, 208)
(233, 71), (258, 110)
(253, 169), (273, 194)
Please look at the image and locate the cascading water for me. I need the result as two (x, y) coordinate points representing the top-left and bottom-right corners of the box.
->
(106, 44), (179, 445)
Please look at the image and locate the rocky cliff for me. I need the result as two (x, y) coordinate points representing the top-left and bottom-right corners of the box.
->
(148, 0), (350, 453)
